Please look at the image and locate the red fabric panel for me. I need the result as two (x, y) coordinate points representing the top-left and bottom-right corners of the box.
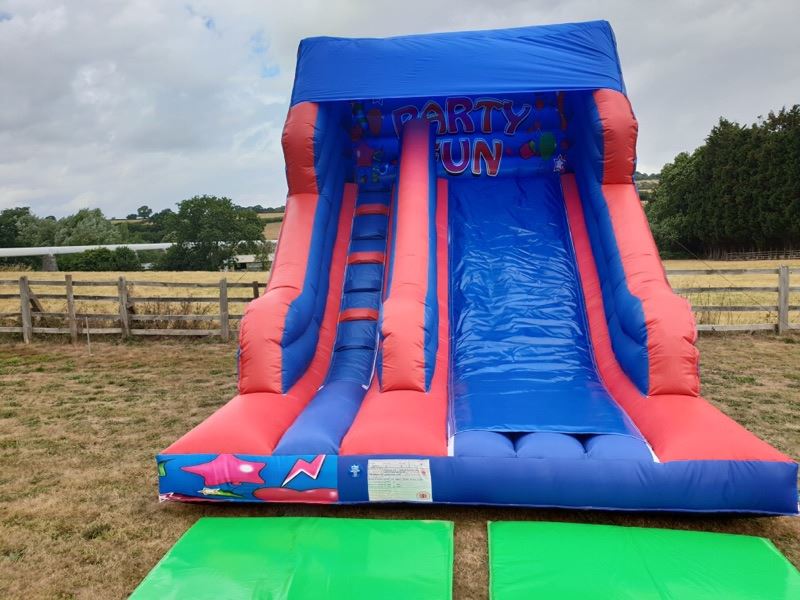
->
(348, 251), (385, 265)
(355, 203), (390, 216)
(167, 184), (357, 455)
(238, 102), (320, 394)
(563, 174), (791, 463)
(339, 308), (379, 322)
(341, 179), (449, 456)
(603, 182), (700, 396)
(380, 119), (432, 391)
(593, 89), (637, 185)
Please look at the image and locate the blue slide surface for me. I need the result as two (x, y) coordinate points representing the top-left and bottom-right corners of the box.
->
(449, 176), (639, 437)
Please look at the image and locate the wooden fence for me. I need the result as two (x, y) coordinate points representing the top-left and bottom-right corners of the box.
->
(667, 265), (798, 333)
(0, 275), (264, 343)
(721, 249), (800, 261)
(0, 267), (798, 343)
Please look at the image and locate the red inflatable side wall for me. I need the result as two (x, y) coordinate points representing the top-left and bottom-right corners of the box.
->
(564, 174), (791, 463)
(164, 184), (356, 455)
(238, 102), (321, 394)
(594, 89), (700, 396)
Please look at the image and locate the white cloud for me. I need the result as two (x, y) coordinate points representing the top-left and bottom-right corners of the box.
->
(0, 0), (798, 216)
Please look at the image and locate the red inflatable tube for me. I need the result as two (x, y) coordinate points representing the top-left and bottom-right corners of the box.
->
(380, 119), (434, 392)
(340, 178), (449, 456)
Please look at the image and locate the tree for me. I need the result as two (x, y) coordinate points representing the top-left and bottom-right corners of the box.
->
(0, 207), (32, 247)
(645, 105), (800, 257)
(0, 207), (40, 267)
(53, 209), (123, 246)
(57, 247), (142, 271)
(156, 196), (265, 270)
(137, 205), (153, 219)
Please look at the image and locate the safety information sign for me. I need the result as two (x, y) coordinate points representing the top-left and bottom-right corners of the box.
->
(367, 459), (433, 502)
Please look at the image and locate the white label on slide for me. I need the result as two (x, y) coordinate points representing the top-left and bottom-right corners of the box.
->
(367, 459), (433, 502)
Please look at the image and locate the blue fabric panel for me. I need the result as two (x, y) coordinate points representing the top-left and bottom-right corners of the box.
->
(449, 175), (639, 436)
(568, 92), (650, 393)
(356, 190), (392, 207)
(340, 291), (380, 311)
(291, 21), (625, 104)
(281, 104), (348, 391)
(334, 320), (377, 351)
(327, 348), (374, 383)
(454, 431), (516, 458)
(332, 456), (798, 514)
(349, 238), (385, 253)
(159, 453), (798, 514)
(351, 214), (388, 240)
(344, 263), (383, 293)
(516, 432), (586, 459)
(273, 381), (367, 455)
(585, 435), (652, 461)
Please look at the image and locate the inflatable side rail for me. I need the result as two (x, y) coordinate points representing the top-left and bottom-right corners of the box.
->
(379, 119), (439, 391)
(571, 89), (699, 396)
(239, 102), (348, 394)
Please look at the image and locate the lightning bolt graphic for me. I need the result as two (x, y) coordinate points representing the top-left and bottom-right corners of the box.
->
(281, 455), (326, 487)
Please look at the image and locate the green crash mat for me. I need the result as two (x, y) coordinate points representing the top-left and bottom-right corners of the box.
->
(489, 521), (800, 599)
(132, 517), (453, 599)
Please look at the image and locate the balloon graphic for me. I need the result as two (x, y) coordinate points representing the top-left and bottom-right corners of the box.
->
(539, 132), (556, 159)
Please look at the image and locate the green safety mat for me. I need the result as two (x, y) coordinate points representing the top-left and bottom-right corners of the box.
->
(132, 517), (453, 599)
(489, 521), (800, 599)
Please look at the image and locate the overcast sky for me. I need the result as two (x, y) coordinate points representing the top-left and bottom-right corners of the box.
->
(1, 0), (798, 217)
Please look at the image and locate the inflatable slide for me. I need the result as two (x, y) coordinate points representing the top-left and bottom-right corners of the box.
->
(158, 21), (798, 513)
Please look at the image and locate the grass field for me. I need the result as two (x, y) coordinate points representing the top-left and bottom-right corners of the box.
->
(259, 211), (283, 240)
(0, 334), (798, 598)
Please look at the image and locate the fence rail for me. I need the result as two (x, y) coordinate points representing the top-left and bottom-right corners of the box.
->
(0, 274), (266, 343)
(0, 267), (798, 342)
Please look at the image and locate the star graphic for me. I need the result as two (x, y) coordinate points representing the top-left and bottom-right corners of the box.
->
(181, 454), (266, 486)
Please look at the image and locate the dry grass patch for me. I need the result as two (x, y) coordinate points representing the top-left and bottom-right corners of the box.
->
(0, 336), (798, 598)
(263, 220), (282, 240)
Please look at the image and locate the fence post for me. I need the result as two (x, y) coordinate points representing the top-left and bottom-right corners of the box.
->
(65, 274), (78, 345)
(778, 265), (789, 335)
(252, 281), (260, 299)
(118, 276), (131, 338)
(219, 278), (230, 341)
(19, 276), (32, 344)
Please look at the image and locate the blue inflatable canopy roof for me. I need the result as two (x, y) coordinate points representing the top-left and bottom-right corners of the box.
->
(291, 20), (625, 105)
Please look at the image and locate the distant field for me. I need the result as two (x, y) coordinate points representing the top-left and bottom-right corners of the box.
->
(258, 211), (284, 241)
(258, 211), (284, 220)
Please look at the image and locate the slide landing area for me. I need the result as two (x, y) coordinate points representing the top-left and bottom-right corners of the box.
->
(449, 176), (640, 441)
